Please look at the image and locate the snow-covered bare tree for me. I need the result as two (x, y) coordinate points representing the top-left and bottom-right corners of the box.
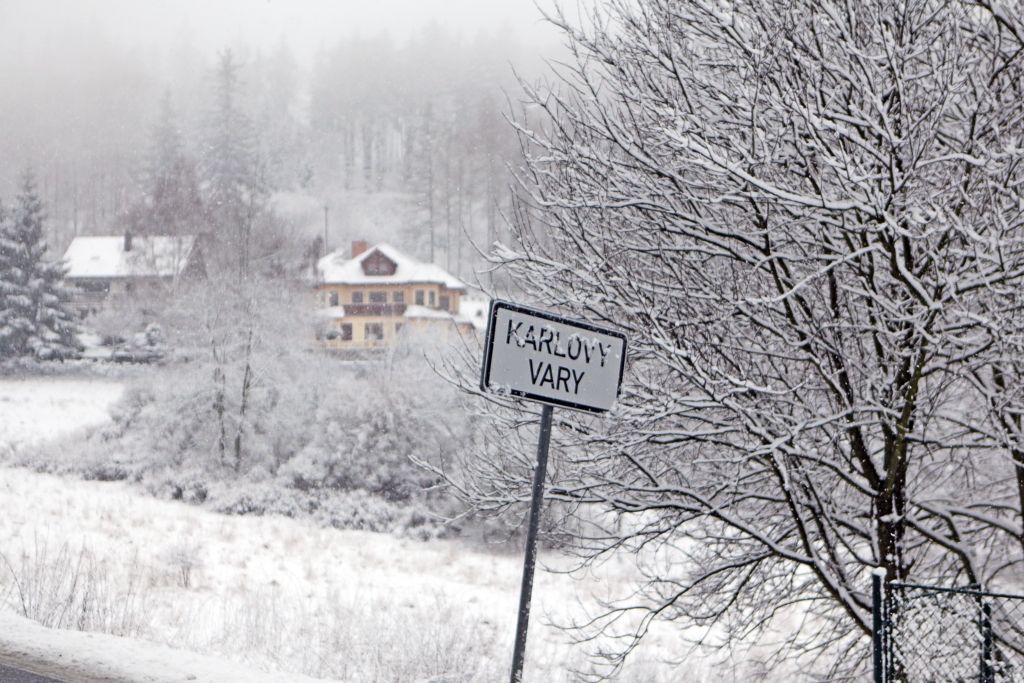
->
(460, 0), (1024, 677)
(0, 172), (79, 360)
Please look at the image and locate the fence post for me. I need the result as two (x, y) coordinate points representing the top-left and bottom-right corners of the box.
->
(981, 598), (994, 683)
(873, 571), (885, 683)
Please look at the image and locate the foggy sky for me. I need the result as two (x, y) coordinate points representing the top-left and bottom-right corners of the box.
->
(0, 0), (563, 66)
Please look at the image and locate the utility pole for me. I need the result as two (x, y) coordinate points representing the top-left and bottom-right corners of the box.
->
(323, 203), (329, 257)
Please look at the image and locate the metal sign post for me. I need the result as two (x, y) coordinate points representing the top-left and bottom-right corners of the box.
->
(509, 403), (553, 683)
(479, 300), (627, 683)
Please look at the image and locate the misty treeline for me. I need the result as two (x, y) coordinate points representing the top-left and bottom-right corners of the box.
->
(0, 25), (540, 280)
(309, 28), (528, 270)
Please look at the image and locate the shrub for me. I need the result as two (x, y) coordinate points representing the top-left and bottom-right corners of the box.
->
(31, 341), (473, 536)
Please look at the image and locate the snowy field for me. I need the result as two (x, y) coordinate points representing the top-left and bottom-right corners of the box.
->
(0, 375), (770, 682)
(0, 377), (123, 454)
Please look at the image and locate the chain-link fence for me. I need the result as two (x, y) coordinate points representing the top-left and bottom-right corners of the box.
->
(873, 575), (1024, 682)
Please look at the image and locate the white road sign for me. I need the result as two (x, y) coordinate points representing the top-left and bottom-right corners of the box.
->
(480, 300), (627, 413)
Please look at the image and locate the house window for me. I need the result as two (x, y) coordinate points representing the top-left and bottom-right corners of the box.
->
(439, 295), (449, 312)
(428, 291), (436, 307)
(365, 322), (384, 340)
(329, 291), (339, 306)
(415, 290), (424, 305)
(351, 291), (364, 304)
(393, 291), (405, 304)
(340, 323), (353, 341)
(81, 281), (108, 293)
(369, 291), (387, 303)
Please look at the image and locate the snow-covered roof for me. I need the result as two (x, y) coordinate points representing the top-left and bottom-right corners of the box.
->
(458, 295), (490, 332)
(314, 306), (347, 319)
(403, 305), (456, 320)
(63, 236), (198, 280)
(403, 305), (478, 332)
(317, 243), (466, 290)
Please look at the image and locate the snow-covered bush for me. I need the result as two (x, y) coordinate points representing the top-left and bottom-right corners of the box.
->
(278, 389), (441, 502)
(159, 541), (204, 589)
(309, 488), (416, 533)
(40, 317), (471, 537)
(87, 297), (166, 348)
(144, 465), (212, 503)
(13, 272), (485, 539)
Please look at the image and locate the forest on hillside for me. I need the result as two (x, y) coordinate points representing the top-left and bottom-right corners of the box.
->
(0, 22), (552, 282)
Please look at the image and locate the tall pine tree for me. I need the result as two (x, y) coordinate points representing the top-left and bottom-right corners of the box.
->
(0, 172), (80, 360)
(125, 91), (204, 237)
(200, 49), (267, 281)
(0, 199), (28, 357)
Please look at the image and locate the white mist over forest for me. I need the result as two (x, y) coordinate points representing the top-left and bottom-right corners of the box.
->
(0, 0), (568, 279)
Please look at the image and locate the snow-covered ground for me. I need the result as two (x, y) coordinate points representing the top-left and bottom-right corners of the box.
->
(0, 375), (762, 682)
(0, 377), (122, 454)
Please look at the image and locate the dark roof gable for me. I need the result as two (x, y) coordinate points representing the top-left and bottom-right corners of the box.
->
(361, 249), (397, 276)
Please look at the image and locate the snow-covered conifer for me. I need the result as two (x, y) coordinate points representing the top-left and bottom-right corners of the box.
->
(0, 199), (29, 357)
(0, 172), (80, 360)
(124, 91), (205, 239)
(200, 49), (267, 280)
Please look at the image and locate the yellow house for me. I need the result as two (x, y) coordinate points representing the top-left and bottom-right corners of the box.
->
(315, 241), (475, 350)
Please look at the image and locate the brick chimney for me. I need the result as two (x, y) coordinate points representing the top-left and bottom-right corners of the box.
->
(351, 240), (368, 258)
(124, 231), (133, 252)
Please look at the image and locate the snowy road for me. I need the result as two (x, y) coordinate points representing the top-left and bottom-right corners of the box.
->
(0, 663), (64, 683)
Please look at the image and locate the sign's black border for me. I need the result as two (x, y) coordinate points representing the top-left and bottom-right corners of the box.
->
(479, 299), (628, 414)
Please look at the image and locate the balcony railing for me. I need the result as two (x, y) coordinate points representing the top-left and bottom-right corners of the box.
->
(343, 303), (407, 317)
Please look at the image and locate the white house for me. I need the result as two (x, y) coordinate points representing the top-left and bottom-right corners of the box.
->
(62, 233), (206, 315)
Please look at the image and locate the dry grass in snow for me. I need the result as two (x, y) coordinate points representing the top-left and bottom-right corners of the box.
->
(0, 466), (702, 681)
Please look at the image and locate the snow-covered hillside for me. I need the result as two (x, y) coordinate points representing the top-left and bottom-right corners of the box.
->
(0, 376), (730, 682)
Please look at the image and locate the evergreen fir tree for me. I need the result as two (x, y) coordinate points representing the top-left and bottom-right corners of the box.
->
(0, 199), (30, 358)
(0, 172), (80, 360)
(200, 49), (267, 280)
(126, 91), (205, 237)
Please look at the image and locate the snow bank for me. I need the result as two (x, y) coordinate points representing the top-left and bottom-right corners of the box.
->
(0, 610), (331, 683)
